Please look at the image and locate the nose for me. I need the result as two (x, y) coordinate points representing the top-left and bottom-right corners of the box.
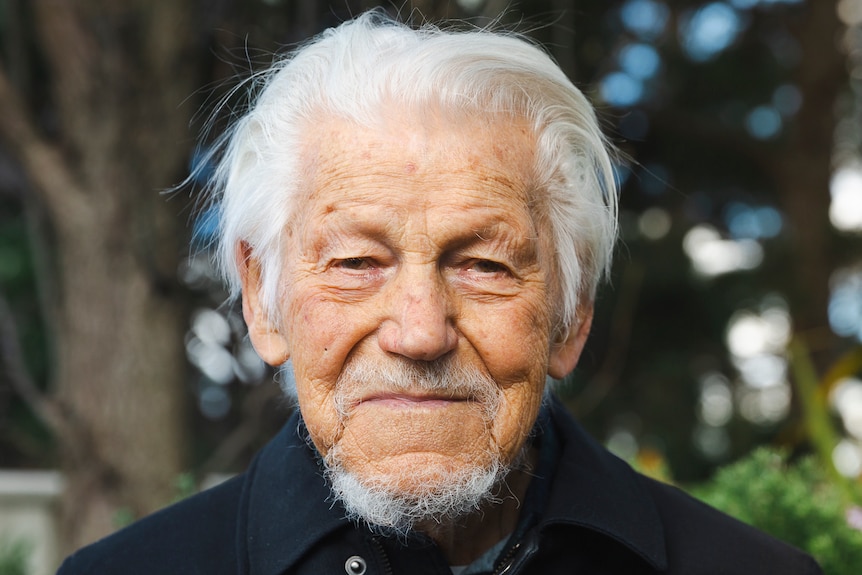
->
(377, 265), (458, 361)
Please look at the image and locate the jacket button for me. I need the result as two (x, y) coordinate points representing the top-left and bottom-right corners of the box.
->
(344, 555), (367, 575)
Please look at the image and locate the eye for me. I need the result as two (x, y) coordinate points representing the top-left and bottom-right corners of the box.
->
(468, 259), (509, 275)
(334, 257), (374, 271)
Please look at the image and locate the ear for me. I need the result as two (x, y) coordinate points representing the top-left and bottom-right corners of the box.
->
(548, 307), (594, 379)
(237, 242), (290, 367)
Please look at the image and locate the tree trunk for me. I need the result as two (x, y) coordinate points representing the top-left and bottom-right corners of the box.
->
(0, 0), (201, 551)
(771, 0), (844, 348)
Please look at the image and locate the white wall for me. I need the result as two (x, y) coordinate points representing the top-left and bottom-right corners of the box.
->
(0, 471), (63, 575)
(0, 471), (234, 575)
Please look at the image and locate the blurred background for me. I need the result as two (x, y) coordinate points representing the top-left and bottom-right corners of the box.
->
(1, 0), (861, 571)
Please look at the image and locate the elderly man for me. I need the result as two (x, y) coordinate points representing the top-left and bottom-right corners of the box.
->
(59, 11), (820, 575)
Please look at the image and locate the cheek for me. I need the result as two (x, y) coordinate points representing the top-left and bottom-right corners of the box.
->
(291, 306), (336, 359)
(493, 386), (544, 456)
(294, 381), (337, 453)
(283, 291), (349, 454)
(474, 296), (552, 385)
(471, 298), (552, 457)
(285, 286), (352, 372)
(283, 285), (385, 456)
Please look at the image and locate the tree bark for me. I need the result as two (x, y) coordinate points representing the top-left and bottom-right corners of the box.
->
(0, 0), (201, 551)
(770, 0), (844, 352)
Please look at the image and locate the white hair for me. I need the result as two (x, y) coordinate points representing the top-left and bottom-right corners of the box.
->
(205, 10), (618, 338)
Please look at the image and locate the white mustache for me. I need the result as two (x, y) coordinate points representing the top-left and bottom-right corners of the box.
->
(333, 355), (503, 419)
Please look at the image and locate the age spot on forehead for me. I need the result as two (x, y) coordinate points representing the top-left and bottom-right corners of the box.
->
(494, 144), (509, 162)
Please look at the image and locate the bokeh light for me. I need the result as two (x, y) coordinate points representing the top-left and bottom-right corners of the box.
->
(198, 384), (232, 420)
(607, 427), (640, 460)
(693, 423), (731, 459)
(683, 224), (764, 276)
(830, 164), (862, 232)
(831, 378), (862, 440)
(619, 43), (662, 79)
(726, 306), (791, 358)
(234, 338), (267, 383)
(725, 298), (793, 425)
(638, 207), (672, 240)
(456, 0), (485, 11)
(724, 202), (783, 239)
(600, 72), (644, 107)
(837, 0), (862, 26)
(679, 2), (745, 62)
(745, 106), (782, 139)
(620, 0), (670, 40)
(829, 267), (862, 341)
(699, 372), (734, 426)
(737, 384), (791, 425)
(192, 308), (231, 346)
(772, 84), (802, 116)
(833, 439), (862, 478)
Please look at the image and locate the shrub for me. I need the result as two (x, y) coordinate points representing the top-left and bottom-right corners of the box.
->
(691, 448), (862, 575)
(0, 537), (30, 575)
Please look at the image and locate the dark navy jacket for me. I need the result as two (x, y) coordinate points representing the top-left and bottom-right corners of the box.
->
(57, 399), (821, 574)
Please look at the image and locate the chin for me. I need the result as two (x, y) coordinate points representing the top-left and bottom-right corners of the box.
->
(323, 443), (509, 534)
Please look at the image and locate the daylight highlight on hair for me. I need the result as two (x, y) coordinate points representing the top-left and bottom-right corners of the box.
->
(205, 10), (618, 337)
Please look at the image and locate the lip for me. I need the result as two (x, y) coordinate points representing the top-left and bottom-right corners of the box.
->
(356, 393), (470, 409)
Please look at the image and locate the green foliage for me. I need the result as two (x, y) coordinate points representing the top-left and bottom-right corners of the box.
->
(691, 448), (862, 575)
(111, 472), (201, 531)
(172, 472), (199, 503)
(113, 507), (135, 530)
(0, 537), (30, 575)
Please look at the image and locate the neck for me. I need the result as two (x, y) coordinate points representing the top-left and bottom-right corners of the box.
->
(418, 449), (538, 566)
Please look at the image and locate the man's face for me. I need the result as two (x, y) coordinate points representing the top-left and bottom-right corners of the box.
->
(243, 113), (587, 502)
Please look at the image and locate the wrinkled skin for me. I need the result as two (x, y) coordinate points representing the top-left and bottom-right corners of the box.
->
(240, 112), (592, 563)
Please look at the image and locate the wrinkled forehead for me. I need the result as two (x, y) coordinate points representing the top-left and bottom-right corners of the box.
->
(287, 109), (561, 283)
(294, 108), (543, 206)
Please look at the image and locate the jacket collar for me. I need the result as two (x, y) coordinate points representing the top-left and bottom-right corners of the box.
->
(238, 399), (668, 574)
(541, 397), (668, 570)
(240, 415), (351, 575)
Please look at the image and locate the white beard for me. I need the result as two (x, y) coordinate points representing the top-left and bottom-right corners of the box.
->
(323, 448), (508, 536)
(320, 355), (510, 535)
